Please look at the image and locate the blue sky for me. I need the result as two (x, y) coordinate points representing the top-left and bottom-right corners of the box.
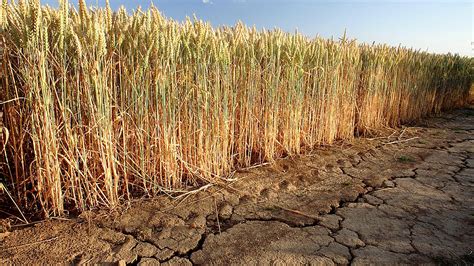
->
(42, 0), (472, 56)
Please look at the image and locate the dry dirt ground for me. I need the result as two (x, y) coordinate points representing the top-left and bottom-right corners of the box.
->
(1, 108), (474, 265)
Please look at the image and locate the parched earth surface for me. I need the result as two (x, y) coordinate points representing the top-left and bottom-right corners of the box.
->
(1, 108), (474, 265)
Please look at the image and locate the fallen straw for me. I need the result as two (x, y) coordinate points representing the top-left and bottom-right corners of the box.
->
(383, 137), (419, 145)
(1, 236), (59, 251)
(0, 183), (29, 224)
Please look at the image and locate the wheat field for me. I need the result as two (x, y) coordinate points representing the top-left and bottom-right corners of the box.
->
(0, 0), (472, 216)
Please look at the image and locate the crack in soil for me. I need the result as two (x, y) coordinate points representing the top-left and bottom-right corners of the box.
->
(1, 107), (473, 265)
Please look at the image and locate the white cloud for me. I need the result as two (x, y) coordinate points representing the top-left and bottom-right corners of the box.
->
(202, 0), (211, 4)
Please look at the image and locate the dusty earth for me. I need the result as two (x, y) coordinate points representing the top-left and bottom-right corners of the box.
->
(1, 108), (474, 265)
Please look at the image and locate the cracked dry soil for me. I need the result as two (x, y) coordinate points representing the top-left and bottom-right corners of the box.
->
(1, 108), (473, 265)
